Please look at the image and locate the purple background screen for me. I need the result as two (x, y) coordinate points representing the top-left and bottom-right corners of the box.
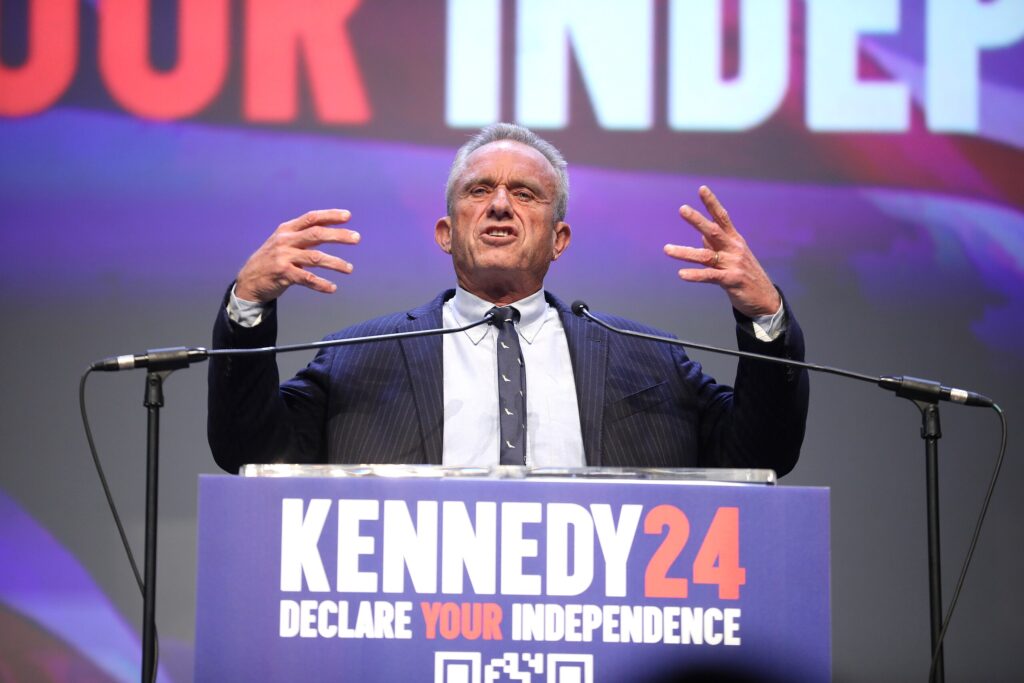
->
(1, 1), (1021, 681)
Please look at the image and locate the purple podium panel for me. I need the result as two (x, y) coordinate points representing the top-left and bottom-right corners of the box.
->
(194, 468), (830, 682)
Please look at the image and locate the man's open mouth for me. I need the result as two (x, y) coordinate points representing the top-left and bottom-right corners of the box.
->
(483, 226), (516, 239)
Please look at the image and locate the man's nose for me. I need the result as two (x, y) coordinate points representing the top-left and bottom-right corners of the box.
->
(487, 186), (513, 218)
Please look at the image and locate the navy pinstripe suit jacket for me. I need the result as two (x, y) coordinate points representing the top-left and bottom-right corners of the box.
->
(208, 289), (808, 475)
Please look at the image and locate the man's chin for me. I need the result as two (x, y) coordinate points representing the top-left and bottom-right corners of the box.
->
(457, 264), (545, 297)
(462, 254), (522, 274)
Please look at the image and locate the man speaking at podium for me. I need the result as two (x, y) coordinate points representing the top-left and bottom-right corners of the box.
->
(208, 124), (808, 475)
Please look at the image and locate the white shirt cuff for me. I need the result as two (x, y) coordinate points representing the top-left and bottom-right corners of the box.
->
(227, 285), (267, 328)
(751, 301), (786, 342)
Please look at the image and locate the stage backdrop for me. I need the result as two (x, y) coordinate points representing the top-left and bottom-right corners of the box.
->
(1, 1), (1022, 681)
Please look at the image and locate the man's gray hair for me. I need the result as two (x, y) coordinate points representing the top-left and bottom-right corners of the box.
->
(445, 123), (570, 222)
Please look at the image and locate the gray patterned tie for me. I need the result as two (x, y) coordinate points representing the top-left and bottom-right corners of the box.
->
(488, 306), (527, 465)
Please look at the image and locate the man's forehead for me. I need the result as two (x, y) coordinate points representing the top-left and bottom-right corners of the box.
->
(461, 140), (557, 179)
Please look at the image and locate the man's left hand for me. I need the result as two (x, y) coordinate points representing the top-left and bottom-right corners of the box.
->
(663, 185), (781, 318)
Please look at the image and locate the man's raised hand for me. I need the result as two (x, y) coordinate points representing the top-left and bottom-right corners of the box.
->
(234, 209), (361, 303)
(663, 186), (781, 318)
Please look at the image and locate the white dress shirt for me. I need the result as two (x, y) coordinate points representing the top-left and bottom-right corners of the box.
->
(441, 287), (586, 467)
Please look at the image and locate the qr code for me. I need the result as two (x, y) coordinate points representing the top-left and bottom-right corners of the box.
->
(434, 652), (593, 683)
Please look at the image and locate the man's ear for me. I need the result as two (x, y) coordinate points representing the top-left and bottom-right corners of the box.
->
(551, 221), (571, 261)
(434, 216), (453, 254)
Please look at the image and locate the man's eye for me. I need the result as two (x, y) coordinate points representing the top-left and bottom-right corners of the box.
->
(513, 190), (533, 201)
(470, 187), (489, 196)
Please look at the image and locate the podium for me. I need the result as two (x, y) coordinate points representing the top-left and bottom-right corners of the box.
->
(194, 466), (830, 682)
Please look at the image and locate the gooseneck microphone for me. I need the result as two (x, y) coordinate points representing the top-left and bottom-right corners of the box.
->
(875, 376), (993, 408)
(574, 299), (1002, 683)
(90, 347), (208, 372)
(85, 308), (500, 683)
(90, 311), (498, 372)
(570, 300), (993, 409)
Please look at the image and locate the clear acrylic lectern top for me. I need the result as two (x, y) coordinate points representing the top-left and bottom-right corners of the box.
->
(239, 464), (776, 485)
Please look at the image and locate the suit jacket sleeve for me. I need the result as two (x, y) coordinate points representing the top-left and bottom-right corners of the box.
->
(695, 300), (809, 476)
(207, 286), (332, 472)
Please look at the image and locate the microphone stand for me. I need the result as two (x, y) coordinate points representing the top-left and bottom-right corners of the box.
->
(142, 370), (167, 683)
(570, 302), (998, 683)
(917, 400), (945, 683)
(100, 314), (496, 683)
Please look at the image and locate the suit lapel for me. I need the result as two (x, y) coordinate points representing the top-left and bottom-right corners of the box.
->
(397, 291), (452, 465)
(550, 294), (608, 467)
(402, 290), (609, 466)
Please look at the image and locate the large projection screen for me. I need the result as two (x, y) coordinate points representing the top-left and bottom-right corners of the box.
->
(1, 1), (1021, 681)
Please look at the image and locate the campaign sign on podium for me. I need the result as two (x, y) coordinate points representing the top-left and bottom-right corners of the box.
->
(194, 466), (830, 682)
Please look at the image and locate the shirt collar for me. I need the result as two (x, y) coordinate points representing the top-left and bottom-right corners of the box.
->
(450, 286), (550, 345)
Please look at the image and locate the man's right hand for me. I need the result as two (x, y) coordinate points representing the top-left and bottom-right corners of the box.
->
(234, 209), (361, 303)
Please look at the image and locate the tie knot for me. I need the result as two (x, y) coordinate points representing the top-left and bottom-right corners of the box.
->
(487, 306), (520, 326)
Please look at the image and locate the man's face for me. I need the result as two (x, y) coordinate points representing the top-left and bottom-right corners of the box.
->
(435, 140), (571, 303)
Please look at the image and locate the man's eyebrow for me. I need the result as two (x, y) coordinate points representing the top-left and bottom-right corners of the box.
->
(513, 178), (547, 196)
(461, 174), (548, 197)
(460, 173), (496, 189)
